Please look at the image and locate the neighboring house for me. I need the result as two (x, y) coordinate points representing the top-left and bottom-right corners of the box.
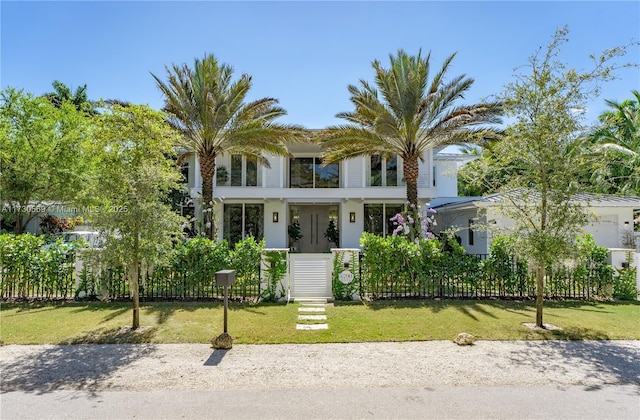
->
(429, 192), (640, 254)
(182, 144), (471, 251)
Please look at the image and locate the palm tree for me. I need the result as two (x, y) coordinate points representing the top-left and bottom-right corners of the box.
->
(152, 54), (304, 239)
(589, 91), (640, 195)
(321, 49), (502, 207)
(45, 80), (97, 115)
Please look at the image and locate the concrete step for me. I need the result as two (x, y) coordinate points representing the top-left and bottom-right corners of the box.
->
(298, 307), (326, 313)
(296, 324), (329, 330)
(298, 314), (327, 321)
(294, 298), (329, 304)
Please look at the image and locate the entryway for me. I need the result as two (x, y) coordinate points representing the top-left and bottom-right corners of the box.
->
(289, 204), (338, 253)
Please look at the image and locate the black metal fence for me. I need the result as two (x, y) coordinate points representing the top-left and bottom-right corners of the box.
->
(0, 264), (76, 300)
(358, 253), (614, 300)
(0, 251), (617, 302)
(74, 264), (261, 302)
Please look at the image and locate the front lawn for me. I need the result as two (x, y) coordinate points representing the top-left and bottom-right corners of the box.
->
(1, 299), (638, 345)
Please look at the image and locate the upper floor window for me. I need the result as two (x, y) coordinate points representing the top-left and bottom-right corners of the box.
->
(219, 154), (258, 187)
(290, 157), (339, 188)
(370, 155), (399, 186)
(179, 162), (189, 184)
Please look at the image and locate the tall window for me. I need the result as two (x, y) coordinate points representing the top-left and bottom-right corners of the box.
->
(468, 219), (474, 246)
(290, 157), (339, 188)
(370, 155), (382, 186)
(364, 203), (403, 237)
(370, 155), (398, 186)
(229, 155), (258, 187)
(180, 162), (189, 184)
(231, 155), (242, 186)
(245, 157), (257, 186)
(223, 203), (264, 246)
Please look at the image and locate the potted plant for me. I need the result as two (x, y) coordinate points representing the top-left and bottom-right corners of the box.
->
(288, 221), (302, 251)
(324, 219), (339, 248)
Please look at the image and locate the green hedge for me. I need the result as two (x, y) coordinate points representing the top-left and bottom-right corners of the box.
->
(0, 233), (79, 299)
(1, 234), (267, 301)
(359, 233), (624, 300)
(77, 237), (264, 301)
(2, 232), (634, 302)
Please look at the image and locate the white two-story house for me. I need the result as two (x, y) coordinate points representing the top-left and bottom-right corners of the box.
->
(182, 144), (468, 252)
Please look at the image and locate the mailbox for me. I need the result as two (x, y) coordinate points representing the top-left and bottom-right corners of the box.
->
(216, 270), (236, 287)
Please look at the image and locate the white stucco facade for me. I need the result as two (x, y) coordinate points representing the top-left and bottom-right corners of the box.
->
(430, 193), (640, 254)
(184, 144), (466, 251)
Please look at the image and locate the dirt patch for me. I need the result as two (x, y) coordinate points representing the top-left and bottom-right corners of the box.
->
(521, 322), (563, 331)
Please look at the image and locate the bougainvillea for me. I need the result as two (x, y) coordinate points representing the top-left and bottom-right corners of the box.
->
(389, 202), (437, 242)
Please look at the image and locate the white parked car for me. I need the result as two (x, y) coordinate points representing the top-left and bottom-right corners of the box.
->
(62, 230), (104, 248)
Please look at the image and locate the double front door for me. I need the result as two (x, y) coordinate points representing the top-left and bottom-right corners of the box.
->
(291, 205), (337, 253)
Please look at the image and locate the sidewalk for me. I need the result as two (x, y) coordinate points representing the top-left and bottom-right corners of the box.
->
(1, 340), (639, 393)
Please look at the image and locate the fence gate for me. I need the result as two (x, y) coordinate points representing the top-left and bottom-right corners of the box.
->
(289, 253), (333, 299)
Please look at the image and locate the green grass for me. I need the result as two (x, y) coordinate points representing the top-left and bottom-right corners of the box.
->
(1, 299), (639, 345)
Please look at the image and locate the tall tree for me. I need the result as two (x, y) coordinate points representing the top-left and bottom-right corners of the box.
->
(0, 88), (92, 233)
(151, 54), (304, 239)
(588, 91), (640, 195)
(45, 80), (97, 115)
(88, 104), (185, 329)
(476, 27), (635, 327)
(321, 49), (502, 207)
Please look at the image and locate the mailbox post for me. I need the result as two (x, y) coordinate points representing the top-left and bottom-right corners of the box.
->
(216, 269), (236, 333)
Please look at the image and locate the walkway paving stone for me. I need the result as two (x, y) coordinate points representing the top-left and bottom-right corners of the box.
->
(298, 315), (327, 321)
(296, 324), (329, 330)
(296, 301), (329, 330)
(298, 307), (326, 312)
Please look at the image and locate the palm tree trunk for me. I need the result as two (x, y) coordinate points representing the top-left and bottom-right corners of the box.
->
(199, 153), (216, 239)
(403, 155), (420, 207)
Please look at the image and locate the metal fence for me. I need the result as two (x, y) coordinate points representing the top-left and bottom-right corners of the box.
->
(1, 261), (262, 302)
(357, 253), (614, 300)
(1, 251), (618, 302)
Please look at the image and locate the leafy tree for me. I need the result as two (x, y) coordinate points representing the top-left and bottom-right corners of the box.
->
(0, 88), (92, 234)
(44, 80), (97, 115)
(588, 91), (640, 195)
(151, 54), (304, 239)
(320, 49), (502, 207)
(87, 104), (185, 329)
(474, 27), (635, 327)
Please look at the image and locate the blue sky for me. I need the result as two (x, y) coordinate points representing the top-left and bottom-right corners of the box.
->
(1, 1), (639, 129)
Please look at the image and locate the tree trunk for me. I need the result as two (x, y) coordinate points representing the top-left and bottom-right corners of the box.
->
(403, 154), (419, 207)
(535, 265), (544, 328)
(14, 213), (24, 234)
(130, 230), (140, 330)
(15, 210), (38, 234)
(199, 153), (216, 240)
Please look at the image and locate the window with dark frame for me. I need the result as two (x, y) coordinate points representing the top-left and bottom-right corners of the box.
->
(290, 157), (339, 188)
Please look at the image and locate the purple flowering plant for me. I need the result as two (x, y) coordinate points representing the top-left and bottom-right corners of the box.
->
(390, 202), (437, 242)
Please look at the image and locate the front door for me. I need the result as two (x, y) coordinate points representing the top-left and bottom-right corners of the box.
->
(298, 205), (330, 253)
(291, 205), (338, 253)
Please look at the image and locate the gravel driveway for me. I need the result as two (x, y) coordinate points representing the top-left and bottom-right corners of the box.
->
(1, 340), (639, 393)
